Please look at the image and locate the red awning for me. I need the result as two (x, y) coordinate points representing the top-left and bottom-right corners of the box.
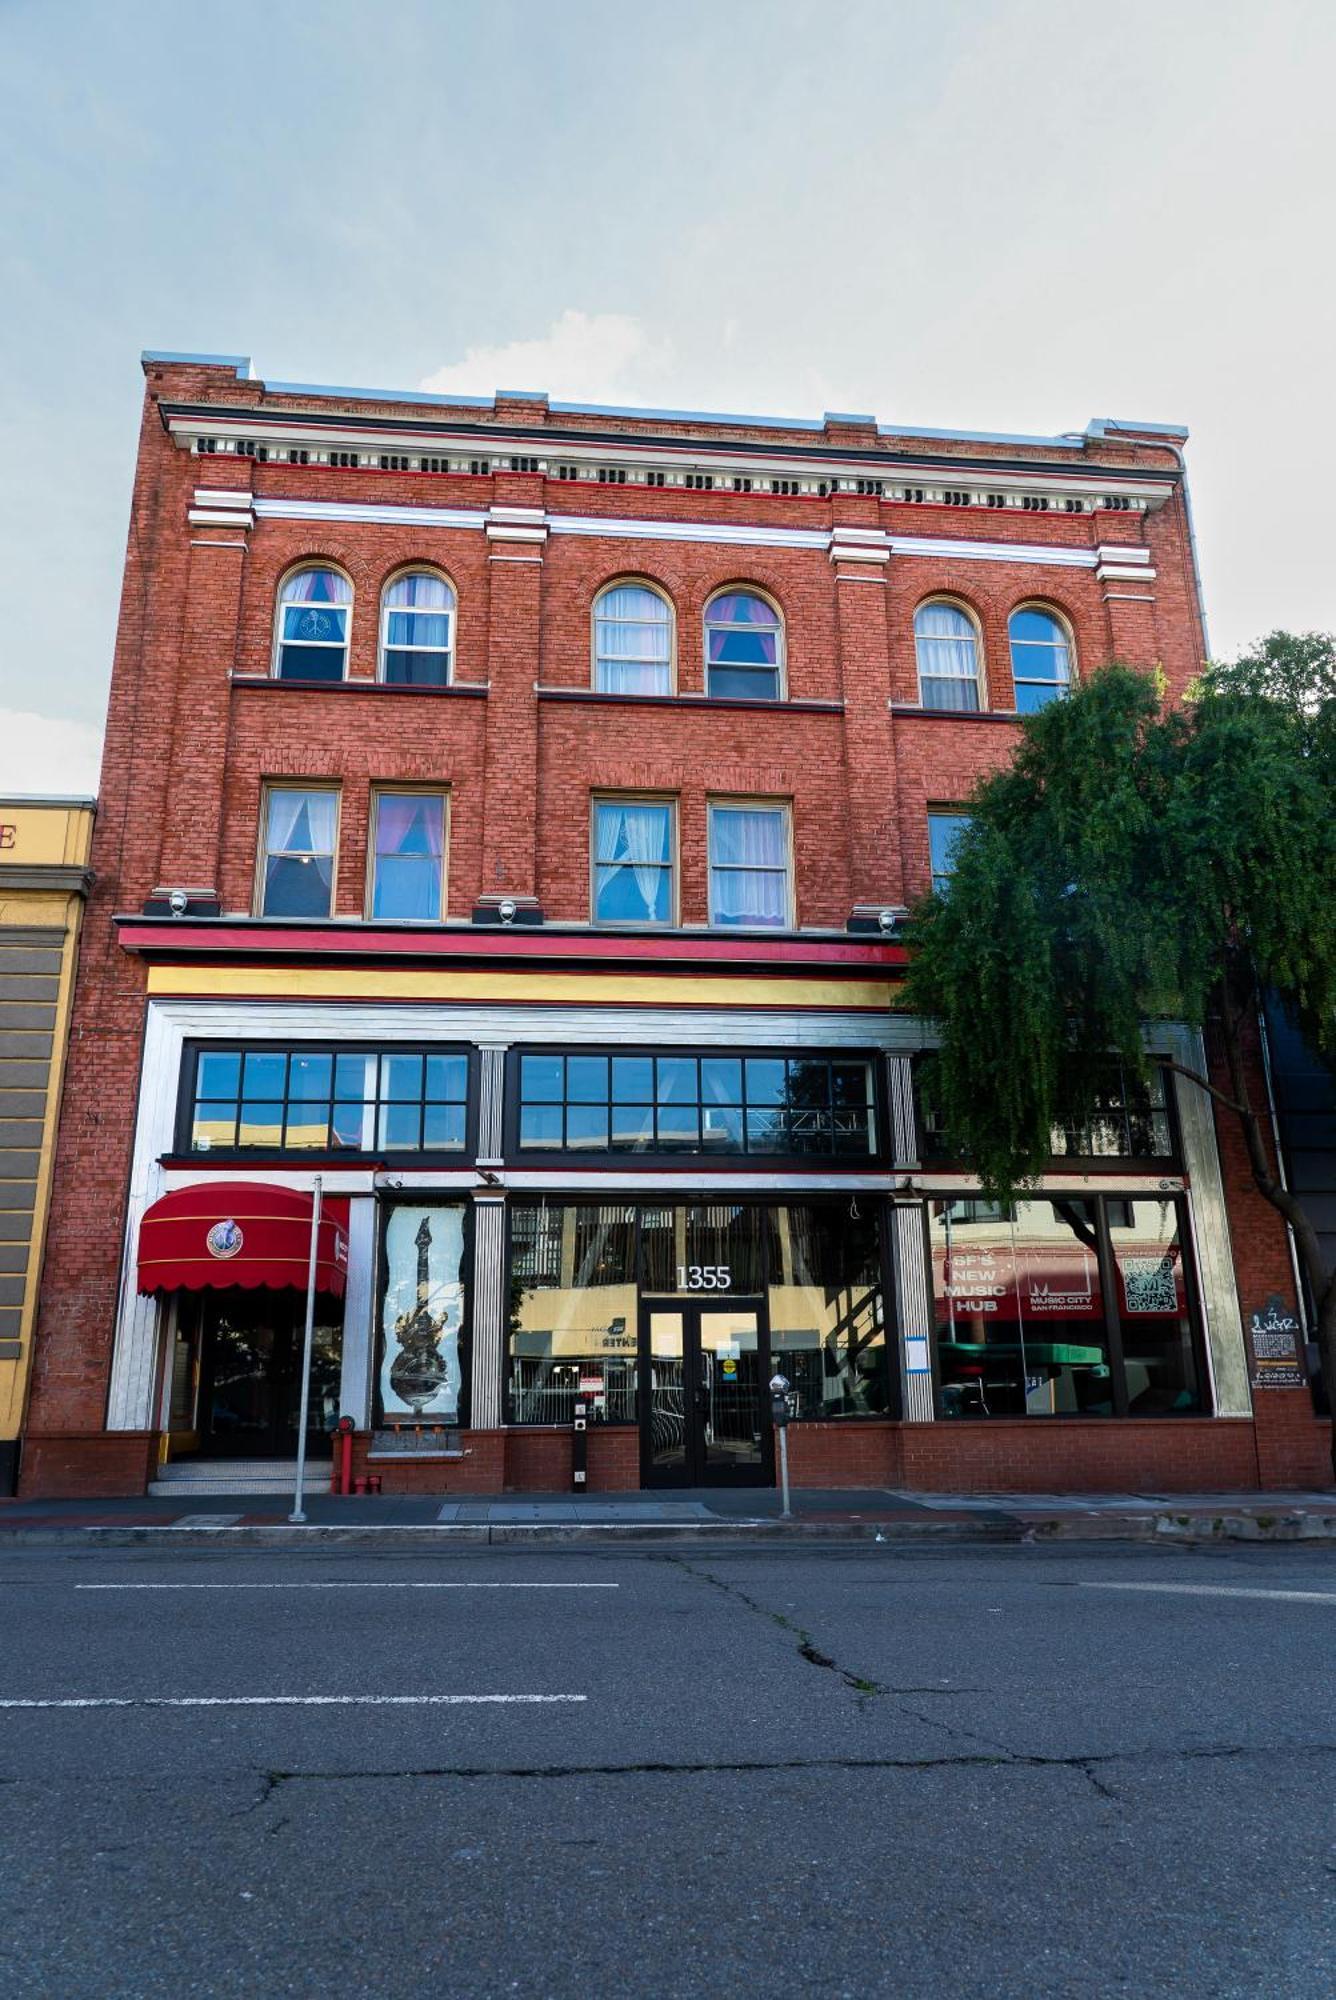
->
(137, 1182), (349, 1298)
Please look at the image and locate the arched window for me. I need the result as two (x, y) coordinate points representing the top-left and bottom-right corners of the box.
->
(592, 583), (673, 695)
(1009, 606), (1072, 711)
(704, 589), (784, 700)
(915, 601), (982, 712)
(273, 567), (352, 682)
(380, 571), (455, 686)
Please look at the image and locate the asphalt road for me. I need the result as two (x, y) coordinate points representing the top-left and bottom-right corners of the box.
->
(0, 1537), (1332, 1999)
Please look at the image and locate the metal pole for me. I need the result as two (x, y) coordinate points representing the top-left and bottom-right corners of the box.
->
(289, 1174), (323, 1525)
(778, 1423), (791, 1520)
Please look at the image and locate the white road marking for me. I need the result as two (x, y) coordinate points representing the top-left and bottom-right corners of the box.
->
(75, 1581), (619, 1592)
(1080, 1582), (1336, 1604)
(0, 1694), (586, 1710)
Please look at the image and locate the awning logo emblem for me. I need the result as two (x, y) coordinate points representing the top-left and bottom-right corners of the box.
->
(206, 1219), (244, 1260)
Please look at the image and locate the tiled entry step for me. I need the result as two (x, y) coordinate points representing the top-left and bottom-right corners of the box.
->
(436, 1499), (718, 1524)
(148, 1460), (305, 1498)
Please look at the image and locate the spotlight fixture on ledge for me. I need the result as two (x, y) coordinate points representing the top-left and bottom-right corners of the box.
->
(497, 898), (517, 925)
(167, 888), (189, 917)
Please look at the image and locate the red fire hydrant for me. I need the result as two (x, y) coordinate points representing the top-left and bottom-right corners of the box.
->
(331, 1414), (356, 1496)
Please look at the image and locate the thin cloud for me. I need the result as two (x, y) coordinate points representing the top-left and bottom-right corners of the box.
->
(420, 310), (677, 406)
(0, 710), (102, 796)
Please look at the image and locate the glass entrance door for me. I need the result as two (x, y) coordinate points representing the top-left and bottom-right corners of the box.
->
(640, 1300), (773, 1487)
(194, 1293), (341, 1458)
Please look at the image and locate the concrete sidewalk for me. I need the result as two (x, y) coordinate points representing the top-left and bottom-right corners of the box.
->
(1, 1485), (1333, 1547)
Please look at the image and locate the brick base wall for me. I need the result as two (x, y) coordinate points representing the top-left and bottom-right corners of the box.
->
(16, 1415), (1330, 1499)
(899, 1418), (1262, 1493)
(19, 1432), (159, 1499)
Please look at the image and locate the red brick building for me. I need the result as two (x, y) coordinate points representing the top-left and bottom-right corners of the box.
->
(19, 350), (1329, 1497)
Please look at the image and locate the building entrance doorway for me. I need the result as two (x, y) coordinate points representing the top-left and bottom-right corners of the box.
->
(186, 1292), (341, 1459)
(639, 1299), (773, 1487)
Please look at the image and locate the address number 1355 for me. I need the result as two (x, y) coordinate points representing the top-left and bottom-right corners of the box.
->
(677, 1265), (732, 1291)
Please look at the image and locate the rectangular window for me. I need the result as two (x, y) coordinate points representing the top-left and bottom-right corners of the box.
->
(368, 790), (447, 922)
(514, 1049), (878, 1159)
(916, 1057), (1174, 1163)
(258, 786), (339, 918)
(927, 810), (971, 895)
(505, 1198), (892, 1426)
(708, 801), (791, 929)
(591, 797), (675, 926)
(185, 1044), (470, 1156)
(928, 1192), (1201, 1418)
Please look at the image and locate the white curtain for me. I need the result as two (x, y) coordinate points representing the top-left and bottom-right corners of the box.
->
(915, 604), (980, 710)
(710, 808), (787, 923)
(267, 789), (335, 857)
(595, 585), (671, 695)
(596, 802), (667, 918)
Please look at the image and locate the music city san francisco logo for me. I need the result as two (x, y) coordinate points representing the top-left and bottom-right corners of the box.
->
(205, 1218), (244, 1260)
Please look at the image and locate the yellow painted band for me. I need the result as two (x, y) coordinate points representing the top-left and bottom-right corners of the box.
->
(145, 964), (896, 1010)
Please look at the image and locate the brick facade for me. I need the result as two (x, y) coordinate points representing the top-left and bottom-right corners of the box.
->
(20, 354), (1328, 1497)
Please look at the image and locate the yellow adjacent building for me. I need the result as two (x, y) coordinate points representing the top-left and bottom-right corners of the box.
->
(0, 797), (94, 1492)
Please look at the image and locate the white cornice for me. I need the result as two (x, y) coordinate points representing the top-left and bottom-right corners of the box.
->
(169, 411), (1173, 512)
(240, 494), (1149, 573)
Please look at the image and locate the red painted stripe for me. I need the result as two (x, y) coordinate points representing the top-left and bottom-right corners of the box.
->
(116, 920), (906, 970)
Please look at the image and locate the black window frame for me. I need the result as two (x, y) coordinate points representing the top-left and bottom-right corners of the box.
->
(913, 1054), (1182, 1174)
(175, 1040), (478, 1163)
(504, 1045), (888, 1168)
(923, 1188), (1208, 1420)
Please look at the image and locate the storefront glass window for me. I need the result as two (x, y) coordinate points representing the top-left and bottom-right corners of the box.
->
(186, 1044), (469, 1156)
(508, 1203), (640, 1425)
(506, 1200), (890, 1426)
(766, 1205), (890, 1419)
(1107, 1198), (1201, 1413)
(929, 1194), (1201, 1417)
(917, 1060), (1173, 1163)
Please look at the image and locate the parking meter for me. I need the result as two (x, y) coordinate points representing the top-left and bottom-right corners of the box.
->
(769, 1373), (793, 1517)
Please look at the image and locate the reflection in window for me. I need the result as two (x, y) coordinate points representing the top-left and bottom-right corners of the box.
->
(931, 1198), (1112, 1417)
(708, 802), (791, 928)
(917, 1060), (1173, 1161)
(508, 1202), (640, 1425)
(765, 1206), (889, 1420)
(928, 810), (971, 895)
(592, 799), (674, 925)
(259, 788), (338, 918)
(915, 602), (981, 711)
(370, 791), (447, 921)
(274, 569), (351, 681)
(705, 591), (783, 700)
(188, 1045), (469, 1154)
(593, 584), (672, 696)
(516, 1050), (878, 1157)
(381, 572), (454, 685)
(1107, 1198), (1200, 1412)
(505, 1199), (892, 1426)
(1009, 607), (1071, 712)
(929, 1194), (1201, 1417)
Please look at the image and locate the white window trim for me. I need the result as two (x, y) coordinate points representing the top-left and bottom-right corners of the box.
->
(1008, 602), (1075, 709)
(590, 794), (678, 928)
(365, 785), (450, 923)
(591, 580), (676, 696)
(707, 797), (795, 931)
(914, 597), (986, 712)
(703, 587), (787, 701)
(255, 781), (341, 919)
(378, 569), (456, 686)
(271, 565), (353, 681)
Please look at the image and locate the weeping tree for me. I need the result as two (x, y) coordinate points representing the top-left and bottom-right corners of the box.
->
(902, 638), (1336, 1475)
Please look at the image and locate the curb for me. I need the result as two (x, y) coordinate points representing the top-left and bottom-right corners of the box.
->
(0, 1513), (1332, 1549)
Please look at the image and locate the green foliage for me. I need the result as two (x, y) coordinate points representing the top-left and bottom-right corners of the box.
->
(903, 649), (1336, 1201)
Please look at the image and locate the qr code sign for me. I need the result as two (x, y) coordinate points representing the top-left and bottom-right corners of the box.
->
(1121, 1256), (1177, 1314)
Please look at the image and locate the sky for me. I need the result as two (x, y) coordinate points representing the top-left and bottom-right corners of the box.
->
(1, 0), (1334, 794)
